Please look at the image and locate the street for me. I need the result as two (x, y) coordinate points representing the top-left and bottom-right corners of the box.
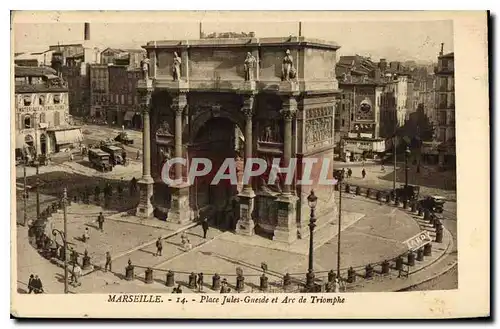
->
(14, 124), (458, 294)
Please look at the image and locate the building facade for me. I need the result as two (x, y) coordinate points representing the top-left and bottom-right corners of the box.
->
(108, 65), (142, 128)
(14, 66), (83, 161)
(135, 36), (341, 245)
(89, 64), (109, 119)
(434, 47), (455, 166)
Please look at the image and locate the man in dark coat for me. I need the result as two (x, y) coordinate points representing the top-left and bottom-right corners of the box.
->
(155, 237), (163, 256)
(201, 218), (209, 239)
(97, 212), (105, 231)
(105, 251), (112, 272)
(33, 275), (43, 294)
(27, 274), (35, 293)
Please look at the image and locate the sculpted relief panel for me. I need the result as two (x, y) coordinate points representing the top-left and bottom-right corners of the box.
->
(305, 105), (334, 151)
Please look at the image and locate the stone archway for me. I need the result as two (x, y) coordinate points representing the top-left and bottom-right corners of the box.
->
(189, 114), (245, 230)
(40, 134), (47, 155)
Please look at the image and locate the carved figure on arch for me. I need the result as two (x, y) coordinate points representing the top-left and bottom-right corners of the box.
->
(173, 52), (182, 81)
(244, 52), (257, 81)
(141, 54), (150, 80)
(281, 49), (296, 81)
(156, 121), (173, 136)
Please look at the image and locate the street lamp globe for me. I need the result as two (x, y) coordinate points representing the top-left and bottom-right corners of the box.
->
(307, 190), (318, 210)
(406, 146), (411, 155)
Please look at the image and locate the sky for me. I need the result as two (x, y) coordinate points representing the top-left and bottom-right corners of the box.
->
(13, 20), (453, 63)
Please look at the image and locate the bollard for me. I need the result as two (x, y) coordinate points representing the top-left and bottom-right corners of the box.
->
(212, 273), (221, 290)
(403, 199), (408, 209)
(424, 243), (432, 256)
(328, 270), (336, 283)
(365, 264), (374, 279)
(376, 191), (381, 201)
(435, 227), (443, 243)
(381, 260), (390, 274)
(411, 202), (417, 212)
(347, 267), (356, 283)
(236, 275), (245, 292)
(345, 184), (350, 193)
(125, 260), (134, 281)
(423, 209), (431, 221)
(407, 251), (416, 266)
(386, 194), (391, 203)
(417, 248), (424, 261)
(260, 274), (268, 291)
(82, 251), (91, 270)
(355, 186), (361, 195)
(188, 272), (197, 289)
(394, 196), (399, 206)
(166, 271), (175, 287)
(395, 256), (404, 271)
(366, 188), (371, 198)
(418, 206), (423, 216)
(283, 273), (292, 289)
(145, 268), (153, 284)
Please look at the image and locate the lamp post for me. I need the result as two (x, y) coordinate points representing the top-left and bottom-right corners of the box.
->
(336, 173), (343, 279)
(306, 190), (318, 292)
(23, 159), (28, 226)
(404, 146), (411, 187)
(52, 188), (68, 294)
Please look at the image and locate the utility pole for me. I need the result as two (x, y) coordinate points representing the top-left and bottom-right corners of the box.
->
(393, 109), (397, 194)
(34, 111), (40, 219)
(23, 161), (27, 226)
(337, 172), (342, 278)
(63, 188), (68, 294)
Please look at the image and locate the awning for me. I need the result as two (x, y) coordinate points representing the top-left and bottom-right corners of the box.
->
(123, 111), (135, 121)
(54, 129), (84, 145)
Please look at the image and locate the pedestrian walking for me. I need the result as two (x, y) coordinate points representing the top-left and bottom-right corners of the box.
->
(82, 227), (90, 242)
(201, 218), (209, 239)
(33, 275), (43, 294)
(347, 168), (352, 178)
(69, 152), (74, 162)
(27, 274), (35, 293)
(334, 278), (341, 293)
(197, 273), (204, 292)
(381, 165), (385, 173)
(97, 212), (105, 231)
(71, 263), (82, 286)
(136, 150), (141, 160)
(105, 251), (112, 272)
(362, 168), (366, 179)
(155, 237), (163, 256)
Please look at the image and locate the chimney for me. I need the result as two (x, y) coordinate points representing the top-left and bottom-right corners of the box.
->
(298, 21), (302, 37)
(440, 43), (444, 56)
(84, 22), (90, 41)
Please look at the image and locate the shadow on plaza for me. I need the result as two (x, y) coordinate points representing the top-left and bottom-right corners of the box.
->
(16, 170), (140, 214)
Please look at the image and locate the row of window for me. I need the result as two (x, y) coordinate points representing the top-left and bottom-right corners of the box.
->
(20, 111), (61, 129)
(92, 94), (139, 106)
(18, 93), (65, 107)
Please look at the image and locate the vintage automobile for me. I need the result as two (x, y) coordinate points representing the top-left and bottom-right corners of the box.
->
(418, 195), (446, 213)
(114, 132), (134, 145)
(395, 185), (420, 201)
(100, 145), (124, 166)
(88, 149), (113, 172)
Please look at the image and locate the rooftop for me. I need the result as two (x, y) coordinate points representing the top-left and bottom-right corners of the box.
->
(439, 52), (454, 59)
(144, 36), (340, 50)
(14, 66), (58, 77)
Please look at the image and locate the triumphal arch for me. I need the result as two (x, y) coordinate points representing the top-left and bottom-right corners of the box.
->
(135, 35), (341, 244)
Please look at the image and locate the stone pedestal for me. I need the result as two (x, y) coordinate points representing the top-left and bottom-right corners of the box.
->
(279, 81), (299, 93)
(272, 194), (298, 244)
(136, 177), (154, 218)
(236, 189), (256, 236)
(167, 183), (193, 224)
